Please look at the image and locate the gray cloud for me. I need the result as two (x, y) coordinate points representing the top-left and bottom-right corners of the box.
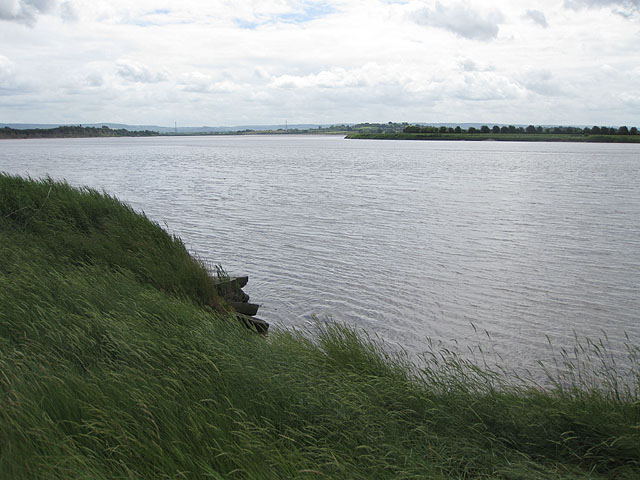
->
(459, 59), (495, 72)
(620, 92), (640, 108)
(460, 59), (479, 72)
(564, 0), (640, 17)
(565, 0), (638, 7)
(59, 1), (76, 22)
(85, 72), (104, 88)
(116, 61), (168, 84)
(0, 56), (16, 94)
(518, 68), (570, 97)
(412, 2), (504, 41)
(0, 54), (14, 76)
(524, 9), (548, 28)
(0, 0), (58, 26)
(0, 54), (35, 95)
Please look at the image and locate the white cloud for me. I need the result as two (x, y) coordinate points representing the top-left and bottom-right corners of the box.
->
(0, 0), (639, 125)
(411, 1), (505, 41)
(267, 62), (449, 97)
(116, 60), (168, 84)
(269, 67), (368, 89)
(178, 72), (241, 93)
(449, 71), (527, 101)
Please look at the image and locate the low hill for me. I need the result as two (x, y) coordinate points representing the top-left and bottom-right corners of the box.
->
(0, 125), (160, 139)
(0, 123), (333, 134)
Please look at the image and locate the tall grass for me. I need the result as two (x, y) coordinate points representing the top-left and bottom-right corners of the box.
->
(0, 174), (227, 310)
(1, 173), (639, 479)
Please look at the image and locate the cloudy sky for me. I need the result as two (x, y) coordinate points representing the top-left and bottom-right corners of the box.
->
(1, 0), (639, 126)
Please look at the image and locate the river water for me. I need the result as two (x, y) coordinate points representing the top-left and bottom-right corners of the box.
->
(2, 135), (639, 375)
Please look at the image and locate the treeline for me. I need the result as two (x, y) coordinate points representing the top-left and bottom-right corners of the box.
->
(319, 122), (408, 134)
(404, 124), (639, 135)
(246, 122), (409, 135)
(0, 125), (160, 139)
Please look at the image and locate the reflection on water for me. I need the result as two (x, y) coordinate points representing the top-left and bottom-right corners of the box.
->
(2, 135), (639, 374)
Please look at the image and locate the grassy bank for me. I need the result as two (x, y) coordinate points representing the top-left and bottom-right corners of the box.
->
(1, 174), (639, 479)
(346, 132), (640, 143)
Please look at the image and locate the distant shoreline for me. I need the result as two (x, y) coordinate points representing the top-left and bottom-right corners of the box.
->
(0, 125), (344, 140)
(3, 124), (640, 143)
(346, 132), (640, 143)
(0, 125), (159, 140)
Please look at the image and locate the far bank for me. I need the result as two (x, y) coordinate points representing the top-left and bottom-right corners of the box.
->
(346, 132), (640, 143)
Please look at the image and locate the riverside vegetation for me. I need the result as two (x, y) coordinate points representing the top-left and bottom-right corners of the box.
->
(0, 125), (160, 139)
(346, 124), (640, 143)
(1, 173), (639, 479)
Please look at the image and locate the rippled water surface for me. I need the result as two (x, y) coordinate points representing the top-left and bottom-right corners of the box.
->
(2, 135), (639, 372)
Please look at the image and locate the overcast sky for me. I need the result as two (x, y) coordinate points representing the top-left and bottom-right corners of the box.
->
(1, 0), (639, 126)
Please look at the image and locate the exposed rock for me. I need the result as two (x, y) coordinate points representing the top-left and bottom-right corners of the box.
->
(228, 301), (260, 317)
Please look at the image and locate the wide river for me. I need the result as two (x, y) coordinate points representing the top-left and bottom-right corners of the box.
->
(2, 135), (639, 375)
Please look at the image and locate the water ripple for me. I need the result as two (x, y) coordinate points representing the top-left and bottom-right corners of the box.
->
(1, 136), (639, 376)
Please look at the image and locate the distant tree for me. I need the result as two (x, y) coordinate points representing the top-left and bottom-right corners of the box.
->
(492, 125), (500, 134)
(630, 127), (638, 135)
(403, 125), (421, 133)
(526, 125), (536, 134)
(454, 126), (462, 133)
(536, 126), (543, 133)
(591, 126), (601, 134)
(439, 126), (448, 133)
(500, 126), (509, 134)
(618, 126), (629, 135)
(507, 125), (517, 134)
(480, 125), (490, 133)
(468, 127), (478, 133)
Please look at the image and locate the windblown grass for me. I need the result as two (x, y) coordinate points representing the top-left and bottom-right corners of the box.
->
(1, 173), (639, 479)
(0, 174), (226, 309)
